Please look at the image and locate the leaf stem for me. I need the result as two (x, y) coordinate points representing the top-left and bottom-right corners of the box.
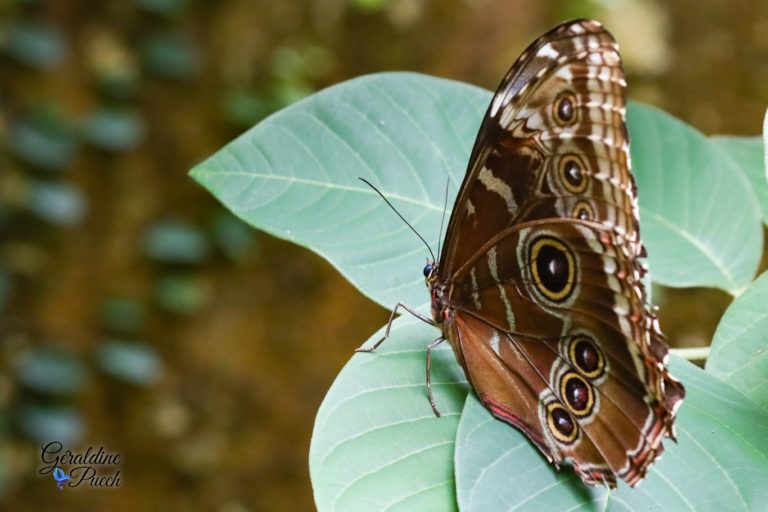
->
(670, 346), (711, 361)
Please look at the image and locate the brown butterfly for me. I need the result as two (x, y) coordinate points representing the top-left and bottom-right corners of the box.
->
(358, 19), (684, 488)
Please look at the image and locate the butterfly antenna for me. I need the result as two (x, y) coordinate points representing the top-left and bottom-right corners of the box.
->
(436, 176), (450, 263)
(359, 178), (436, 262)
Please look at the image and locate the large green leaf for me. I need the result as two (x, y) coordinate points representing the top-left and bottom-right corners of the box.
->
(710, 136), (768, 225)
(707, 271), (768, 411)
(191, 73), (487, 310)
(309, 316), (468, 511)
(454, 394), (608, 511)
(454, 356), (768, 511)
(628, 104), (763, 293)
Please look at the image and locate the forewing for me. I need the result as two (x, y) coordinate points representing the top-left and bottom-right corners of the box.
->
(439, 19), (635, 280)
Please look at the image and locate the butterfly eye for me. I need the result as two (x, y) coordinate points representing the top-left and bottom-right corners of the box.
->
(553, 92), (578, 125)
(423, 263), (434, 278)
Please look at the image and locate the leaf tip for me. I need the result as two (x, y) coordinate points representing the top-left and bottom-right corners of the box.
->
(188, 164), (208, 185)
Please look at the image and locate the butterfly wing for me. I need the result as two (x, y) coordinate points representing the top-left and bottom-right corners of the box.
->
(436, 19), (683, 487)
(440, 19), (635, 276)
(449, 221), (682, 486)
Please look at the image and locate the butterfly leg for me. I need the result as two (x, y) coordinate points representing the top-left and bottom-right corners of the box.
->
(355, 302), (434, 353)
(426, 336), (445, 417)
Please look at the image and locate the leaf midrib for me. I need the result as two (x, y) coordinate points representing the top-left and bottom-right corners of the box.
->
(191, 168), (444, 212)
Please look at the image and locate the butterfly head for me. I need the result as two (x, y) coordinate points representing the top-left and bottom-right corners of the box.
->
(423, 261), (436, 280)
(424, 261), (450, 324)
(423, 260), (442, 292)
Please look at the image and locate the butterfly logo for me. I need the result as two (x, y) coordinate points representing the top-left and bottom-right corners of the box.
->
(52, 467), (70, 490)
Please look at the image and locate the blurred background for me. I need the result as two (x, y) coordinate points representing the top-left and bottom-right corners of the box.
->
(1, 0), (766, 509)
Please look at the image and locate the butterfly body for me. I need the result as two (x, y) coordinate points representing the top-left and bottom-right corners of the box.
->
(422, 19), (684, 488)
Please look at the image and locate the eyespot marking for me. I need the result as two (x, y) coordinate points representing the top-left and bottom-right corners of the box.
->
(546, 401), (579, 444)
(530, 236), (576, 302)
(573, 200), (595, 221)
(559, 155), (588, 194)
(569, 335), (606, 380)
(560, 372), (594, 417)
(553, 92), (578, 125)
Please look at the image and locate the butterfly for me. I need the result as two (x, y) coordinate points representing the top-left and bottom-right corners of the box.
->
(53, 467), (70, 490)
(359, 19), (684, 488)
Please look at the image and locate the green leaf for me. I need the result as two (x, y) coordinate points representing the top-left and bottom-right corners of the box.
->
(191, 73), (487, 310)
(765, 108), (768, 181)
(455, 393), (608, 511)
(628, 104), (763, 293)
(454, 356), (768, 511)
(309, 316), (468, 512)
(706, 271), (768, 411)
(710, 136), (768, 225)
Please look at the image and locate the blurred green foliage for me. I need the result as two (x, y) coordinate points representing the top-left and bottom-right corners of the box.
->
(0, 1), (289, 505)
(143, 219), (210, 264)
(101, 297), (147, 334)
(81, 108), (146, 152)
(96, 339), (163, 386)
(1, 20), (68, 70)
(7, 108), (78, 172)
